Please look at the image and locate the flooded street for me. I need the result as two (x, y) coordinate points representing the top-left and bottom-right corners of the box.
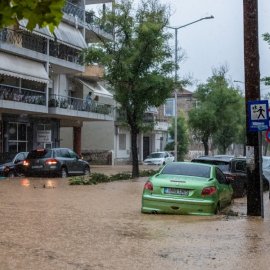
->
(0, 174), (270, 270)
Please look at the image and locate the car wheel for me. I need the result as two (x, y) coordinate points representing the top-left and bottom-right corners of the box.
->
(7, 171), (15, 178)
(84, 166), (90, 176)
(162, 161), (166, 165)
(61, 167), (68, 178)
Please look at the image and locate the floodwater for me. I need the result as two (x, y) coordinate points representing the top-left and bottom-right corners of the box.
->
(0, 175), (270, 270)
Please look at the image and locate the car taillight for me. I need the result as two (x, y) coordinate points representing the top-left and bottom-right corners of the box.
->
(46, 159), (58, 165)
(201, 186), (217, 196)
(144, 181), (153, 191)
(23, 160), (30, 167)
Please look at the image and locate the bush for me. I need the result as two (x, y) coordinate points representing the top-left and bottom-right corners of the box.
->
(139, 169), (159, 177)
(69, 169), (159, 186)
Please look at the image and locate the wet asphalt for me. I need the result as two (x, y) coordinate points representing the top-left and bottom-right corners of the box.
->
(0, 165), (270, 270)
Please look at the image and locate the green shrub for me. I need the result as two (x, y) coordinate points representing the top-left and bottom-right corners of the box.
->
(139, 169), (159, 177)
(109, 173), (131, 181)
(69, 170), (159, 186)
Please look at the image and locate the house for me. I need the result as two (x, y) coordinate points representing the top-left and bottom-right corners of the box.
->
(0, 0), (114, 154)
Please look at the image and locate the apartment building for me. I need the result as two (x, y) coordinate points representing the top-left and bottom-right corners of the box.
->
(0, 0), (114, 154)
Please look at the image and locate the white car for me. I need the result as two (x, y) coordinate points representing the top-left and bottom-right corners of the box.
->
(143, 151), (175, 166)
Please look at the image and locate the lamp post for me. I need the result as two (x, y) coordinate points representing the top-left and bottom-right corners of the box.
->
(166, 15), (214, 161)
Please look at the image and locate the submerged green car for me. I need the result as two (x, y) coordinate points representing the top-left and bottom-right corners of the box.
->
(141, 162), (233, 215)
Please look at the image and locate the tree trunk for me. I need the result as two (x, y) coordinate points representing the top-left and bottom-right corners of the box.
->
(130, 128), (139, 178)
(202, 139), (209, 156)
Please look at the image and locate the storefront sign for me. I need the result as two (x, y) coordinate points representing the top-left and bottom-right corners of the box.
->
(37, 130), (51, 143)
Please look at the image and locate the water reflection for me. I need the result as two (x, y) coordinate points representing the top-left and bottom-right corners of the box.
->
(20, 178), (30, 187)
(19, 178), (59, 188)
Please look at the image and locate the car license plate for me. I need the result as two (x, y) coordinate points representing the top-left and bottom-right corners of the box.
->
(164, 187), (189, 196)
(32, 165), (43, 169)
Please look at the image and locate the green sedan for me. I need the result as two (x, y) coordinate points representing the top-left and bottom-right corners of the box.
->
(141, 162), (233, 215)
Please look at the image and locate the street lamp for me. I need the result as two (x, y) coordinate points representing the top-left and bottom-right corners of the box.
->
(166, 15), (214, 161)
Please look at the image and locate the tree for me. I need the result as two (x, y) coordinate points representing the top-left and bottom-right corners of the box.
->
(83, 0), (175, 177)
(262, 33), (270, 85)
(188, 67), (245, 155)
(165, 111), (189, 161)
(0, 0), (65, 31)
(188, 103), (216, 155)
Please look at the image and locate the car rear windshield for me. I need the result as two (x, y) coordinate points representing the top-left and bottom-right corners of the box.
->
(192, 159), (230, 172)
(27, 149), (52, 159)
(161, 163), (211, 178)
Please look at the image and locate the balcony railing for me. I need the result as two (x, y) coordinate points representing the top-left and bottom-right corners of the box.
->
(49, 94), (114, 116)
(63, 1), (113, 34)
(0, 28), (47, 54)
(0, 28), (82, 64)
(0, 84), (46, 105)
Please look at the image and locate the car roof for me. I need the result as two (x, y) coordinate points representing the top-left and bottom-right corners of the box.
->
(192, 155), (245, 162)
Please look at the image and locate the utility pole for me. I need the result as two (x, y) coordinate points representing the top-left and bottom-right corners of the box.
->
(243, 0), (263, 216)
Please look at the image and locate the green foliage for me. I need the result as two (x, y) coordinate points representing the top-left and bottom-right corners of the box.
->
(165, 111), (189, 161)
(0, 0), (64, 32)
(262, 33), (270, 86)
(188, 67), (245, 154)
(139, 169), (160, 177)
(83, 0), (175, 177)
(109, 173), (132, 181)
(69, 169), (159, 185)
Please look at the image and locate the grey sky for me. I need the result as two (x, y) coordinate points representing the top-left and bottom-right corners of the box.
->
(88, 0), (270, 92)
(161, 0), (270, 92)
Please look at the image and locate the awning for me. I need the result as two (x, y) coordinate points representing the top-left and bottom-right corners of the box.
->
(19, 21), (87, 50)
(78, 79), (113, 98)
(19, 19), (54, 39)
(54, 23), (87, 50)
(0, 52), (49, 83)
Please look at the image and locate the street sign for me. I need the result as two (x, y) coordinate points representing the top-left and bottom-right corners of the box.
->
(248, 100), (269, 132)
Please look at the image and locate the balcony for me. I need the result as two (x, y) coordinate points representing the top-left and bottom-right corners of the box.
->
(0, 84), (47, 114)
(63, 1), (113, 39)
(115, 108), (169, 131)
(0, 28), (83, 66)
(0, 28), (47, 54)
(48, 94), (114, 121)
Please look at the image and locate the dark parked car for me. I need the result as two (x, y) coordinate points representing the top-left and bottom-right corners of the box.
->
(0, 152), (28, 178)
(23, 148), (90, 178)
(191, 155), (269, 198)
(191, 155), (248, 197)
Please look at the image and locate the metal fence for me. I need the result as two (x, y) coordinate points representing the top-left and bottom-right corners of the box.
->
(0, 84), (46, 105)
(49, 94), (114, 116)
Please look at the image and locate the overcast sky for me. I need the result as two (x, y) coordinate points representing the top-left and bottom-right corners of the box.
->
(88, 0), (270, 93)
(160, 0), (270, 92)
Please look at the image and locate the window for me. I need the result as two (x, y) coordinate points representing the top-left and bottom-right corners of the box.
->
(8, 122), (28, 152)
(164, 98), (175, 117)
(235, 160), (246, 172)
(119, 134), (126, 150)
(216, 168), (227, 184)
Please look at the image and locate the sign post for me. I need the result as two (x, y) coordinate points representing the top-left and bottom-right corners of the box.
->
(247, 100), (269, 218)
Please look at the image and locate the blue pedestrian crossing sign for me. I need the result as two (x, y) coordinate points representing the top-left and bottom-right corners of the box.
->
(248, 100), (269, 132)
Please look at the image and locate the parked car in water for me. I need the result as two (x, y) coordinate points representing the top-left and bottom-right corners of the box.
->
(143, 151), (175, 166)
(141, 162), (233, 215)
(191, 155), (269, 198)
(22, 148), (90, 178)
(0, 152), (28, 178)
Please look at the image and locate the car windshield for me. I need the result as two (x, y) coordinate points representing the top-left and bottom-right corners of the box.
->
(27, 149), (52, 159)
(148, 153), (165, 158)
(0, 152), (16, 163)
(161, 163), (211, 178)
